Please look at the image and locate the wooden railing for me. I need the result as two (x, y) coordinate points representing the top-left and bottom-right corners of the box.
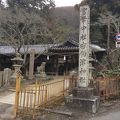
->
(14, 74), (77, 119)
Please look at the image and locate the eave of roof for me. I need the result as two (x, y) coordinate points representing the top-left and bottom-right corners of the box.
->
(0, 44), (55, 55)
(50, 40), (106, 52)
(0, 40), (106, 55)
(90, 44), (106, 52)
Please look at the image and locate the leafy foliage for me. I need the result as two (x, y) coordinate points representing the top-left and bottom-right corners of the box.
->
(80, 0), (120, 47)
(53, 7), (79, 42)
(0, 0), (55, 52)
(74, 0), (120, 72)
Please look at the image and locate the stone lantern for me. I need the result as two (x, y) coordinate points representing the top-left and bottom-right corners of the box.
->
(11, 52), (23, 81)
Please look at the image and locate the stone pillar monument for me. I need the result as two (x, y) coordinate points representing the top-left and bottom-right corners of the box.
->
(78, 5), (90, 87)
(65, 5), (100, 113)
(28, 49), (35, 80)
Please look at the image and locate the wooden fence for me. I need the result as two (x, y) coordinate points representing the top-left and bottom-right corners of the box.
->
(14, 74), (77, 119)
(96, 76), (120, 102)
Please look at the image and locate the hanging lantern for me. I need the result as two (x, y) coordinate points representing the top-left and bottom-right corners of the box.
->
(47, 55), (49, 60)
(64, 55), (66, 61)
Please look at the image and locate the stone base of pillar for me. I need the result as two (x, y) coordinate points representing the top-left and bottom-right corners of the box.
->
(65, 87), (100, 113)
(73, 87), (94, 98)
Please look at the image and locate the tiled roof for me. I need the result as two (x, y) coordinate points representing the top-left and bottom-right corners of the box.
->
(50, 40), (106, 52)
(0, 40), (106, 55)
(90, 44), (106, 52)
(0, 44), (54, 55)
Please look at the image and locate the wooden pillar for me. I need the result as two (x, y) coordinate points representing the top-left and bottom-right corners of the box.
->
(56, 57), (59, 76)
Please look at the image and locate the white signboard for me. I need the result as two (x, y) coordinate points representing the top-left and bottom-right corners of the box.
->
(116, 41), (120, 48)
(78, 5), (90, 87)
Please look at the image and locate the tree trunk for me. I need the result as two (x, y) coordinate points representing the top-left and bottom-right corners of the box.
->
(107, 18), (110, 55)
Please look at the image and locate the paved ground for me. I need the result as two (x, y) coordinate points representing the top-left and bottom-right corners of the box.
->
(0, 89), (120, 120)
(91, 101), (120, 120)
(92, 111), (120, 120)
(0, 100), (120, 120)
(0, 93), (15, 105)
(35, 101), (120, 120)
(0, 103), (14, 120)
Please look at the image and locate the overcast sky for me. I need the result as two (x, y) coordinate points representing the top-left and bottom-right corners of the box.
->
(55, 0), (82, 7)
(2, 0), (82, 7)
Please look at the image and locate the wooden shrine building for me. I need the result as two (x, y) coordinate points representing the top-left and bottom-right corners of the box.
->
(0, 40), (106, 76)
(45, 40), (106, 75)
